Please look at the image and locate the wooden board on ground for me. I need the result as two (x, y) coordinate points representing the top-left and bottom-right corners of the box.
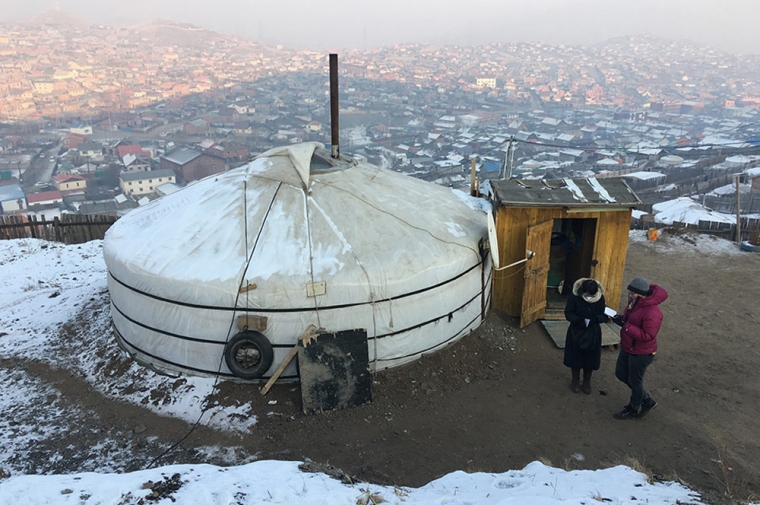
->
(540, 320), (621, 349)
(259, 324), (317, 396)
(297, 328), (371, 415)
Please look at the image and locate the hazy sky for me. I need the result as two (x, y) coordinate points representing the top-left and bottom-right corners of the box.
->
(2, 0), (759, 55)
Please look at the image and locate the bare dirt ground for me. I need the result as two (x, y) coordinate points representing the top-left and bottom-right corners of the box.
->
(4, 229), (760, 505)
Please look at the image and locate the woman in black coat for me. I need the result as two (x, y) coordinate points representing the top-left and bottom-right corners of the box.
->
(564, 278), (608, 394)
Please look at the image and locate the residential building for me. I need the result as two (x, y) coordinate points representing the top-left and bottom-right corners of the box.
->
(160, 146), (227, 184)
(0, 184), (26, 213)
(70, 125), (93, 135)
(208, 142), (249, 161)
(476, 78), (497, 88)
(183, 119), (209, 135)
(78, 141), (102, 158)
(61, 133), (88, 149)
(306, 121), (323, 132)
(53, 174), (87, 193)
(116, 145), (151, 158)
(122, 154), (151, 172)
(119, 169), (176, 196)
(26, 190), (63, 207)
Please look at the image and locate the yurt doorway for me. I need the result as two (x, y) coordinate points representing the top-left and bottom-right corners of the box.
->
(544, 218), (597, 318)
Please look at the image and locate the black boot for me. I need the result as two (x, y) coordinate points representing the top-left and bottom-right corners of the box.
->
(614, 405), (639, 420)
(571, 368), (581, 393)
(582, 369), (593, 395)
(637, 397), (658, 418)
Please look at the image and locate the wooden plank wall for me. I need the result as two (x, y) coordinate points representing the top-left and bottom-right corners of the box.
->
(591, 210), (631, 313)
(492, 206), (631, 317)
(492, 206), (532, 316)
(0, 214), (117, 244)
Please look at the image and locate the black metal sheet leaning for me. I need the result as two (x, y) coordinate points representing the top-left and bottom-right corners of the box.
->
(298, 329), (371, 415)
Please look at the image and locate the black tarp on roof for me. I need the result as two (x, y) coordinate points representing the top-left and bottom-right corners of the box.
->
(491, 177), (641, 208)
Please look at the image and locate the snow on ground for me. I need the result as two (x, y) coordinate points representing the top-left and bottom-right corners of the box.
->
(0, 358), (165, 474)
(0, 459), (705, 505)
(0, 366), (130, 474)
(0, 239), (258, 448)
(1, 235), (754, 504)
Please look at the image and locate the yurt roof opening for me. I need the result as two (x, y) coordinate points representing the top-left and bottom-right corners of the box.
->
(103, 56), (493, 383)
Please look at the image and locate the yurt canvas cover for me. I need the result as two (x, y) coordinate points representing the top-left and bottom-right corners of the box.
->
(104, 143), (492, 381)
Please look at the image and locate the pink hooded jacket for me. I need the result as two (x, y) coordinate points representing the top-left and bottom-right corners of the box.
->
(620, 284), (668, 355)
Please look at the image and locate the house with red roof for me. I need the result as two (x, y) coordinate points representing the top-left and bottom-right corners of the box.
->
(26, 190), (63, 207)
(116, 145), (151, 158)
(61, 133), (88, 149)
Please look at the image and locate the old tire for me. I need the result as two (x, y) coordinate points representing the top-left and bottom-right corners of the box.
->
(224, 331), (274, 380)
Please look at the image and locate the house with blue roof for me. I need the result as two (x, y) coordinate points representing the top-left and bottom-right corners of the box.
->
(0, 183), (27, 213)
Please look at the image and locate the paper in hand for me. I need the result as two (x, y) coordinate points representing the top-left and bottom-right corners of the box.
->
(604, 307), (617, 317)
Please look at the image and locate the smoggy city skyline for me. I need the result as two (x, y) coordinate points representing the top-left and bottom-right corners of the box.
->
(1, 0), (759, 55)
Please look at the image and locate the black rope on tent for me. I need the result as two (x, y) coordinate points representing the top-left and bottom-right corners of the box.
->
(111, 321), (299, 379)
(303, 187), (323, 330)
(108, 259), (485, 312)
(145, 177), (283, 470)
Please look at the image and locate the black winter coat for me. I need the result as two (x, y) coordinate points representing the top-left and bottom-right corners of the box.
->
(563, 280), (607, 370)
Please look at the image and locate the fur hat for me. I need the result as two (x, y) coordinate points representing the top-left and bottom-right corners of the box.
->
(627, 277), (651, 296)
(572, 277), (604, 303)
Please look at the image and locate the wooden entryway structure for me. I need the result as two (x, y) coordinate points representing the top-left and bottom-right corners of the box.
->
(489, 177), (641, 327)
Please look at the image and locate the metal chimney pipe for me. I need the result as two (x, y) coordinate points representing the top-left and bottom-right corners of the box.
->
(329, 53), (340, 159)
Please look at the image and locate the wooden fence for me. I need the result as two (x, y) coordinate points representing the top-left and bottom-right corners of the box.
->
(632, 214), (760, 244)
(703, 193), (760, 215)
(0, 214), (117, 244)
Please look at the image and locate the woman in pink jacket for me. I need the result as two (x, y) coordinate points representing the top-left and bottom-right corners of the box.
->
(610, 277), (668, 420)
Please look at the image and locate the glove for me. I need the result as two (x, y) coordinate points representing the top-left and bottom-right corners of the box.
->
(611, 315), (625, 327)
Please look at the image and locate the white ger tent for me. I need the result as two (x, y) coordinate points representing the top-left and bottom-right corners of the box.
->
(103, 143), (492, 381)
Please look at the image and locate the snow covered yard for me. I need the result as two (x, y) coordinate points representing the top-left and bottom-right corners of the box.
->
(0, 239), (259, 433)
(0, 239), (262, 479)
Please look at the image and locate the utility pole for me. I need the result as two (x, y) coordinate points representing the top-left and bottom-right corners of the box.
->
(736, 175), (741, 244)
(470, 157), (477, 196)
(502, 136), (515, 179)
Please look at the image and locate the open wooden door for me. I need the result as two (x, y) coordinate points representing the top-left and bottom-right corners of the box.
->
(520, 219), (553, 328)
